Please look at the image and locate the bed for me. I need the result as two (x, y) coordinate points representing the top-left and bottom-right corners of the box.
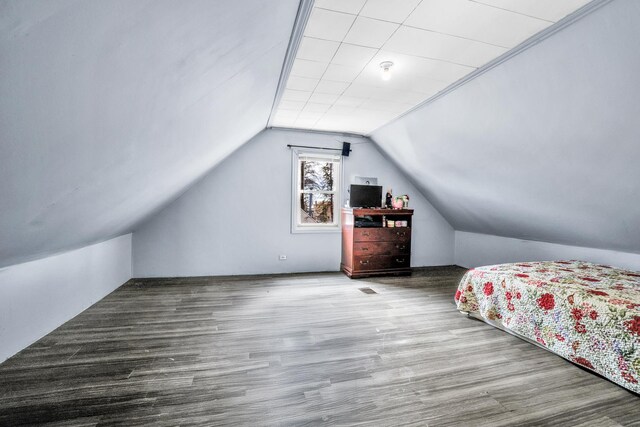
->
(455, 260), (640, 393)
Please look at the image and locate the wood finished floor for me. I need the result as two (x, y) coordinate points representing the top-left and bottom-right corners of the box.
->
(1, 266), (639, 426)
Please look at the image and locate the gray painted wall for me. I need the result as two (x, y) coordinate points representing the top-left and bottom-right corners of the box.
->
(133, 129), (454, 277)
(455, 231), (640, 271)
(0, 0), (298, 268)
(372, 0), (640, 255)
(0, 234), (132, 362)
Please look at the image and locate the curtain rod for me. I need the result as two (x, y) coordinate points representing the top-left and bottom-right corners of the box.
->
(286, 144), (341, 151)
(287, 142), (352, 156)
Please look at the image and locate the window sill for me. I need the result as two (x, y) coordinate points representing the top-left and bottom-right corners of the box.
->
(291, 226), (341, 234)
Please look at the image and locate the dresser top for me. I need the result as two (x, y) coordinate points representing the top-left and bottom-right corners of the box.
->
(343, 208), (414, 216)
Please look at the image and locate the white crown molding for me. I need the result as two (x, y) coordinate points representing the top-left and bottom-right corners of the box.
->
(266, 0), (315, 128)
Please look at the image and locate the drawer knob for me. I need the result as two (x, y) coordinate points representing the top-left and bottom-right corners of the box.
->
(396, 245), (405, 250)
(396, 231), (405, 237)
(360, 260), (370, 265)
(362, 232), (370, 236)
(395, 258), (405, 263)
(362, 247), (369, 251)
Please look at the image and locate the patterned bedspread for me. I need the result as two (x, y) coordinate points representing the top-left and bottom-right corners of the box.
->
(456, 260), (640, 393)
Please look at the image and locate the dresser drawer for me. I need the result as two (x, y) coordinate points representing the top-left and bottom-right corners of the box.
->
(353, 241), (410, 256)
(353, 255), (410, 271)
(353, 227), (411, 242)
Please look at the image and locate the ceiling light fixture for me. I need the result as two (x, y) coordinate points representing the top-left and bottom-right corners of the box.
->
(379, 61), (394, 81)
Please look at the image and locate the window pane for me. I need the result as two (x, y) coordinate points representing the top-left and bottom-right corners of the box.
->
(300, 160), (335, 191)
(299, 193), (334, 224)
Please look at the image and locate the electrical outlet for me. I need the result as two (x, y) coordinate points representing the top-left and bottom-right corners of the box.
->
(279, 255), (287, 261)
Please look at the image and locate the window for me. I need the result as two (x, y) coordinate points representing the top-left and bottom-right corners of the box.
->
(291, 149), (341, 233)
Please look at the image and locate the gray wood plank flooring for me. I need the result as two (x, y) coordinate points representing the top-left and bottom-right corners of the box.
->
(0, 266), (638, 426)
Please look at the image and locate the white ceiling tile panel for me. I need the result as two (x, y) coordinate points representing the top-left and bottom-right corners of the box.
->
(364, 110), (401, 121)
(314, 114), (348, 126)
(286, 76), (319, 91)
(472, 0), (592, 23)
(327, 104), (357, 115)
(359, 0), (422, 23)
(360, 99), (414, 113)
(314, 114), (368, 133)
(271, 117), (297, 127)
(353, 56), (452, 94)
(364, 86), (427, 104)
(400, 77), (448, 97)
(353, 72), (444, 98)
(274, 112), (301, 123)
(272, 110), (300, 127)
(348, 109), (399, 126)
(278, 100), (307, 111)
(315, 80), (350, 95)
(295, 118), (321, 127)
(332, 43), (378, 68)
(322, 63), (364, 82)
(334, 96), (366, 107)
(297, 111), (325, 120)
(371, 51), (475, 83)
(391, 90), (432, 105)
(308, 92), (341, 104)
(290, 59), (329, 79)
(274, 110), (300, 120)
(343, 16), (400, 48)
(282, 89), (312, 102)
(303, 103), (332, 113)
(297, 37), (340, 62)
(342, 83), (378, 99)
(304, 8), (356, 42)
(314, 0), (367, 15)
(384, 26), (508, 67)
(405, 0), (551, 48)
(369, 86), (400, 101)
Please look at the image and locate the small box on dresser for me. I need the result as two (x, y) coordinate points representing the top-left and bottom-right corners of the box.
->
(341, 208), (414, 278)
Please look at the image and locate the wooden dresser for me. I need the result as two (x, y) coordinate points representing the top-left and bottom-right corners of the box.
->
(340, 208), (413, 278)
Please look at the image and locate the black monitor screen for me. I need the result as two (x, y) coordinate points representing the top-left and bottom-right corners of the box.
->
(350, 184), (382, 208)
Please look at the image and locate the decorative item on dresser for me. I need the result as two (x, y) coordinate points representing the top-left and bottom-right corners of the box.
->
(341, 208), (413, 278)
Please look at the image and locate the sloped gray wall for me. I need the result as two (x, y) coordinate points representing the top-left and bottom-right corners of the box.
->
(0, 0), (298, 268)
(455, 231), (640, 271)
(0, 234), (132, 362)
(133, 129), (454, 277)
(372, 0), (640, 255)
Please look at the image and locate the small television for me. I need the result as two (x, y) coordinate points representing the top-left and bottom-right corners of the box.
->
(350, 184), (382, 208)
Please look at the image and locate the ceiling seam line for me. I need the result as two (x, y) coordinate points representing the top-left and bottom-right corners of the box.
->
(468, 0), (556, 23)
(399, 24), (511, 49)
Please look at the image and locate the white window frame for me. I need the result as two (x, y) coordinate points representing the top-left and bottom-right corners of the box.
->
(291, 148), (342, 234)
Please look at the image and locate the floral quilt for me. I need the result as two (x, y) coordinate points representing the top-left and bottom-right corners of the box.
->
(455, 260), (640, 393)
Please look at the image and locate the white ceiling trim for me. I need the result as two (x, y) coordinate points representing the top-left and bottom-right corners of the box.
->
(267, 0), (316, 128)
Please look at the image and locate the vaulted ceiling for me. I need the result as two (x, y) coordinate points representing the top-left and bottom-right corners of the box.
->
(0, 0), (298, 267)
(270, 0), (592, 134)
